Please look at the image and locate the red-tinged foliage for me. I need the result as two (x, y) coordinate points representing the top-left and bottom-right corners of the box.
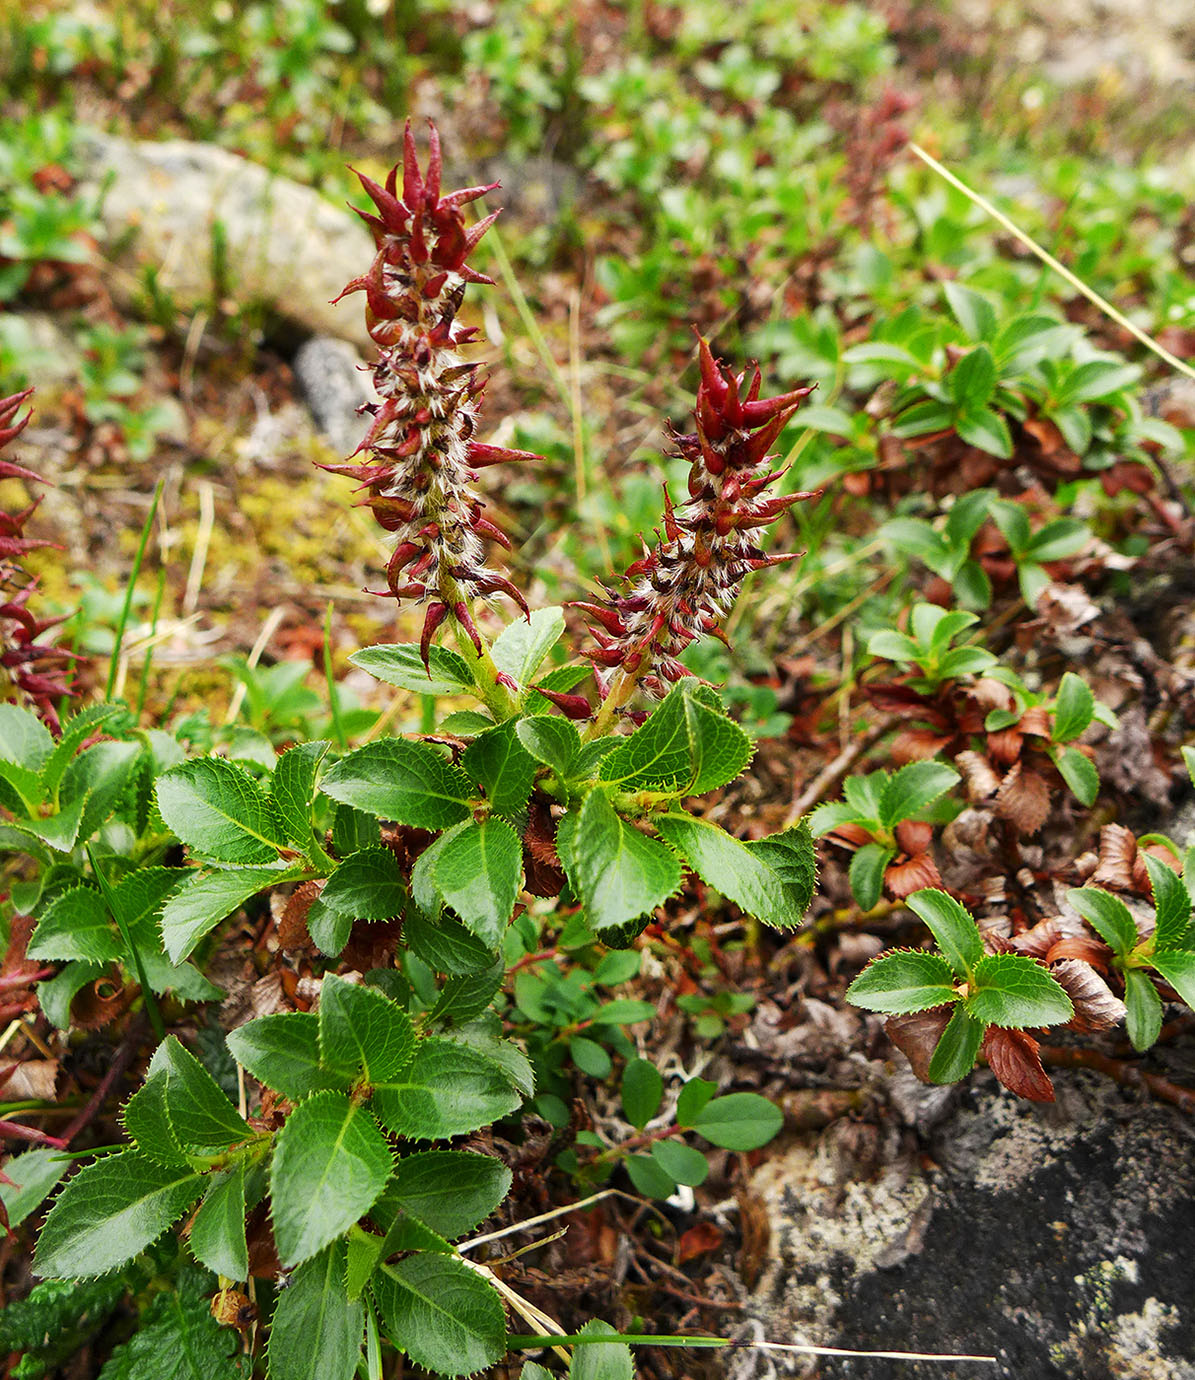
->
(982, 1026), (1055, 1101)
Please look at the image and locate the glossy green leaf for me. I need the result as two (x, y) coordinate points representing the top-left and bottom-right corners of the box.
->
(491, 607), (566, 687)
(122, 1071), (187, 1166)
(515, 715), (582, 778)
(350, 643), (475, 696)
(1148, 950), (1195, 1012)
(308, 846), (406, 956)
(0, 1148), (68, 1229)
(320, 739), (473, 830)
(967, 954), (1074, 1028)
(0, 702), (53, 770)
(227, 1012), (347, 1102)
(97, 1284), (246, 1380)
(906, 889), (984, 977)
(319, 974), (416, 1084)
(573, 789), (680, 932)
(268, 1240), (363, 1380)
(846, 949), (959, 1014)
(675, 1077), (717, 1127)
(270, 741), (331, 855)
(655, 813), (801, 929)
(371, 1252), (505, 1378)
(944, 282), (997, 342)
(1067, 887), (1138, 958)
(156, 758), (287, 863)
(148, 1036), (252, 1157)
(690, 1092), (782, 1151)
(189, 1163), (248, 1281)
(386, 1150), (512, 1241)
(270, 1092), (393, 1267)
(1051, 672), (1095, 743)
(572, 1319), (634, 1380)
(1144, 854), (1191, 953)
(849, 843), (893, 912)
(956, 406), (1012, 459)
(1054, 747), (1099, 807)
(161, 865), (299, 964)
(621, 1058), (663, 1130)
(433, 818), (523, 948)
(926, 1005), (984, 1084)
(404, 906), (496, 975)
(600, 687), (693, 792)
(28, 884), (118, 963)
(949, 346), (996, 409)
(35, 1151), (205, 1279)
(462, 720), (539, 817)
(685, 694), (752, 794)
(371, 1037), (522, 1140)
(1124, 968), (1163, 1051)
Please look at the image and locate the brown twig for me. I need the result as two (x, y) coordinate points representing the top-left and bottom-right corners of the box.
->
(1039, 1045), (1195, 1114)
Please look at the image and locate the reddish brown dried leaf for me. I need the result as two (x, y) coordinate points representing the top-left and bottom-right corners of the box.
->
(987, 727), (1024, 767)
(956, 750), (1001, 802)
(885, 851), (941, 899)
(678, 1221), (724, 1264)
(982, 1027), (1055, 1102)
(894, 819), (933, 856)
(1091, 823), (1138, 890)
(1051, 959), (1126, 1032)
(890, 728), (952, 765)
(995, 764), (1051, 835)
(886, 1006), (953, 1083)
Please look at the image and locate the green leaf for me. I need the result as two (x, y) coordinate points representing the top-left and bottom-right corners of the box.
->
(386, 1150), (512, 1240)
(590, 998), (655, 1025)
(651, 1139), (709, 1188)
(600, 687), (693, 792)
(626, 1153), (675, 1199)
(906, 889), (984, 977)
(849, 843), (893, 911)
(319, 974), (416, 1085)
(371, 1252), (506, 1378)
(1124, 968), (1163, 1051)
(28, 884), (119, 963)
(1058, 358), (1140, 405)
(685, 694), (752, 793)
(332, 803), (381, 855)
(515, 715), (582, 778)
(491, 607), (566, 686)
(156, 758), (287, 863)
(429, 960), (505, 1028)
(123, 1071), (187, 1166)
(867, 628), (921, 662)
(1054, 747), (1099, 807)
(655, 813), (801, 929)
(935, 646), (998, 680)
(570, 1035), (612, 1077)
(404, 906), (496, 975)
(268, 1240), (363, 1380)
(440, 1023), (535, 1100)
(40, 704), (128, 797)
(573, 1319), (634, 1380)
(956, 406), (1012, 459)
(37, 959), (104, 1029)
(1147, 950), (1195, 1012)
(675, 1078), (716, 1126)
(0, 702), (53, 770)
(320, 739), (474, 829)
(308, 846), (406, 956)
(944, 282), (997, 342)
(1067, 887), (1138, 958)
(271, 741), (331, 855)
(161, 865), (299, 964)
(148, 1035), (253, 1157)
(0, 755), (44, 813)
(992, 314), (1070, 372)
(1026, 518), (1089, 563)
(846, 949), (959, 1014)
(189, 1163), (248, 1281)
(879, 760), (960, 827)
(371, 1037), (522, 1140)
(0, 1147), (67, 1229)
(440, 710), (496, 736)
(1144, 854), (1191, 953)
(270, 1091), (394, 1267)
(433, 818), (523, 948)
(926, 1005), (984, 1083)
(351, 643), (476, 696)
(227, 1012), (347, 1101)
(621, 1058), (663, 1130)
(68, 740), (145, 844)
(573, 790), (681, 932)
(949, 346), (996, 409)
(1183, 746), (1195, 788)
(967, 954), (1074, 1028)
(8, 792), (87, 853)
(690, 1092), (782, 1151)
(808, 799), (863, 836)
(462, 720), (539, 817)
(35, 1151), (205, 1279)
(97, 1284), (246, 1380)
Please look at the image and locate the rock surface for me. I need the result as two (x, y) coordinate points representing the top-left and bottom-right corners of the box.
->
(746, 1065), (1195, 1378)
(74, 132), (372, 350)
(291, 336), (373, 458)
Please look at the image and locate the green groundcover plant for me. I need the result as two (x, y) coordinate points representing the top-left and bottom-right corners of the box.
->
(0, 123), (818, 1379)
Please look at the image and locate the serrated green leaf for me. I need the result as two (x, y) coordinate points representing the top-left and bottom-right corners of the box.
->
(433, 818), (523, 948)
(880, 761), (960, 827)
(440, 1023), (536, 1100)
(331, 802), (381, 855)
(39, 704), (127, 796)
(345, 1224), (386, 1300)
(0, 702), (53, 770)
(600, 687), (693, 792)
(684, 695), (752, 793)
(308, 846), (406, 956)
(123, 1071), (188, 1166)
(270, 1092), (393, 1267)
(967, 954), (1073, 1028)
(404, 906), (496, 975)
(621, 1058), (663, 1130)
(843, 770), (887, 823)
(491, 607), (565, 687)
(371, 1037), (522, 1140)
(574, 790), (681, 932)
(515, 715), (581, 777)
(849, 842), (892, 911)
(319, 974), (416, 1085)
(189, 1162), (248, 1280)
(268, 1240), (363, 1380)
(385, 1150), (512, 1241)
(626, 1152), (675, 1199)
(0, 755), (43, 812)
(320, 739), (474, 829)
(846, 949), (959, 1014)
(227, 1012), (348, 1101)
(156, 758), (287, 863)
(808, 799), (864, 836)
(1144, 854), (1191, 953)
(651, 1139), (709, 1188)
(28, 884), (119, 963)
(927, 1005), (984, 1084)
(906, 889), (984, 977)
(271, 741), (331, 856)
(149, 1036), (252, 1156)
(429, 960), (505, 1028)
(37, 959), (104, 1029)
(1183, 746), (1195, 788)
(68, 740), (145, 844)
(351, 643), (476, 696)
(573, 1319), (634, 1380)
(1067, 887), (1138, 958)
(35, 1151), (205, 1279)
(161, 865), (299, 964)
(1147, 950), (1195, 1010)
(690, 1092), (782, 1150)
(0, 1147), (67, 1229)
(9, 792), (87, 852)
(1054, 746), (1099, 807)
(97, 1284), (247, 1380)
(372, 1252), (506, 1378)
(1124, 967), (1163, 1051)
(462, 719), (539, 818)
(655, 813), (803, 929)
(1050, 672), (1094, 743)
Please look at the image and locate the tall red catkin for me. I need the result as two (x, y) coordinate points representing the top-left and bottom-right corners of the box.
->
(578, 338), (817, 712)
(326, 121), (538, 666)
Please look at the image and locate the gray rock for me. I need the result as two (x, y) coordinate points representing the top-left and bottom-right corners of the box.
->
(748, 1068), (1195, 1377)
(292, 336), (374, 458)
(74, 132), (372, 350)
